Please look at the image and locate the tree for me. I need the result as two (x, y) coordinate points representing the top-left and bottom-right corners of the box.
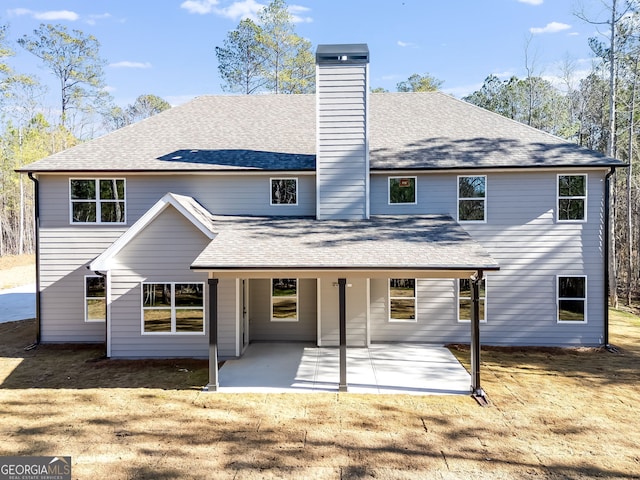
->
(103, 94), (171, 131)
(215, 0), (315, 94)
(18, 24), (108, 130)
(396, 73), (442, 92)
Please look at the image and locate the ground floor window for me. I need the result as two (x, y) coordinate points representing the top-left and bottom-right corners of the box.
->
(271, 278), (298, 321)
(458, 278), (486, 322)
(142, 283), (204, 334)
(389, 278), (416, 322)
(557, 276), (587, 322)
(85, 275), (106, 322)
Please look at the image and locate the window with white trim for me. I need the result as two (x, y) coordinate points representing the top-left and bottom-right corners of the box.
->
(270, 178), (298, 205)
(389, 278), (416, 322)
(557, 276), (587, 322)
(558, 174), (587, 222)
(142, 283), (205, 334)
(458, 175), (486, 222)
(70, 179), (126, 224)
(389, 176), (417, 204)
(85, 275), (106, 322)
(271, 278), (298, 321)
(458, 278), (486, 323)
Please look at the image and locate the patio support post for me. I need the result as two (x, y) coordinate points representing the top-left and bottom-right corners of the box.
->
(206, 278), (219, 392)
(338, 278), (348, 392)
(470, 271), (484, 399)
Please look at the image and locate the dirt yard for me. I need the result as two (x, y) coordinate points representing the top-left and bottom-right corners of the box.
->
(0, 310), (639, 479)
(0, 254), (35, 289)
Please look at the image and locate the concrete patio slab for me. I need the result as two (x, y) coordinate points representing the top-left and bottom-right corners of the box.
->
(217, 343), (471, 395)
(0, 284), (36, 324)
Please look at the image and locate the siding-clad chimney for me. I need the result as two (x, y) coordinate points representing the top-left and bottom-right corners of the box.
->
(315, 44), (370, 220)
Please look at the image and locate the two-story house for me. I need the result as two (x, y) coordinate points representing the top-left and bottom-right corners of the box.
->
(20, 44), (625, 394)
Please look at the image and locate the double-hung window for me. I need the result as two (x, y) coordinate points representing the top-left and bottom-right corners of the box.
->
(85, 275), (106, 322)
(142, 283), (205, 334)
(271, 278), (298, 321)
(557, 276), (587, 322)
(458, 278), (486, 323)
(389, 278), (416, 322)
(389, 176), (417, 204)
(70, 179), (126, 224)
(270, 178), (298, 205)
(458, 176), (486, 222)
(558, 174), (587, 222)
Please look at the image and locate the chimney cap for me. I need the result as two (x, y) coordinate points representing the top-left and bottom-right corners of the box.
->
(316, 44), (369, 65)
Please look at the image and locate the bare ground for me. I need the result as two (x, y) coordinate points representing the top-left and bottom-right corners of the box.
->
(1, 309), (639, 479)
(0, 254), (35, 289)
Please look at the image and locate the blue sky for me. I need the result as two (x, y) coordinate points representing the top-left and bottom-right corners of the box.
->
(3, 0), (612, 109)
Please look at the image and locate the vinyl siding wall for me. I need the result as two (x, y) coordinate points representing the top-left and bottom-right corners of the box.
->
(316, 64), (368, 219)
(319, 277), (368, 346)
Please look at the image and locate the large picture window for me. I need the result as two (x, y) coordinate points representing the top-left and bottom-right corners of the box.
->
(142, 283), (204, 334)
(70, 179), (126, 224)
(558, 174), (587, 222)
(85, 275), (106, 322)
(271, 278), (298, 321)
(389, 176), (417, 204)
(557, 276), (586, 322)
(458, 176), (486, 222)
(389, 278), (416, 322)
(458, 278), (486, 323)
(271, 178), (297, 205)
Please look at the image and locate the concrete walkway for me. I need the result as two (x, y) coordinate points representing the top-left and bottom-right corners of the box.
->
(218, 343), (471, 395)
(0, 283), (36, 324)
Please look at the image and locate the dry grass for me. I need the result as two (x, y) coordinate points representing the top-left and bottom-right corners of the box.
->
(0, 312), (639, 479)
(0, 254), (35, 289)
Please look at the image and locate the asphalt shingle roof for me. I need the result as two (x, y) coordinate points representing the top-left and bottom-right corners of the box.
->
(191, 215), (500, 271)
(21, 92), (624, 173)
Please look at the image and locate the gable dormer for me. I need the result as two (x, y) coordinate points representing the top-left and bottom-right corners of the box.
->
(315, 44), (370, 220)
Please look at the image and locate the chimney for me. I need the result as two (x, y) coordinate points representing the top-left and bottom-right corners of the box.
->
(315, 44), (370, 220)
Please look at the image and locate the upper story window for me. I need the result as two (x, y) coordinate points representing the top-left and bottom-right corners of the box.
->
(142, 282), (205, 334)
(389, 176), (417, 204)
(558, 174), (587, 222)
(271, 178), (298, 205)
(85, 275), (106, 322)
(389, 278), (416, 322)
(70, 179), (126, 224)
(271, 278), (298, 322)
(557, 276), (587, 323)
(458, 175), (486, 222)
(458, 278), (486, 323)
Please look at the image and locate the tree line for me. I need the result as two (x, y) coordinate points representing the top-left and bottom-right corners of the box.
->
(0, 0), (638, 305)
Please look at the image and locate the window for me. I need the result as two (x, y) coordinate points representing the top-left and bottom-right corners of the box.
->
(558, 174), (587, 222)
(271, 278), (298, 321)
(389, 176), (416, 204)
(271, 178), (297, 205)
(389, 278), (416, 322)
(142, 283), (204, 334)
(458, 278), (486, 322)
(70, 179), (126, 224)
(458, 176), (486, 222)
(557, 276), (586, 322)
(85, 275), (106, 322)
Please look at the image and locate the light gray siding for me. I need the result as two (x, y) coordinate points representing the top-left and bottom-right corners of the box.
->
(319, 277), (368, 346)
(316, 65), (368, 219)
(248, 278), (317, 342)
(108, 206), (210, 358)
(370, 173), (454, 215)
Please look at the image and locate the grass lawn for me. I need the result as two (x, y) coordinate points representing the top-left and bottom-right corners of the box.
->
(0, 311), (639, 479)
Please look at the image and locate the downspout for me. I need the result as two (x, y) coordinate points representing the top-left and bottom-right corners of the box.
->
(604, 167), (616, 348)
(27, 173), (41, 346)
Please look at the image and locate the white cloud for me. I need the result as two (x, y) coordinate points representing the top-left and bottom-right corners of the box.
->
(86, 13), (112, 25)
(109, 61), (152, 69)
(288, 4), (313, 23)
(517, 0), (543, 5)
(530, 21), (571, 34)
(8, 8), (80, 21)
(180, 0), (220, 15)
(493, 70), (515, 79)
(397, 41), (416, 48)
(181, 0), (312, 23)
(215, 0), (264, 20)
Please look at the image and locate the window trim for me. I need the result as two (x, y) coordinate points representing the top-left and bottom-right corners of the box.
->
(141, 282), (206, 335)
(84, 275), (106, 323)
(270, 177), (299, 206)
(271, 278), (299, 322)
(557, 174), (587, 223)
(457, 175), (487, 223)
(389, 278), (417, 323)
(69, 178), (127, 225)
(557, 275), (587, 324)
(388, 176), (417, 205)
(457, 277), (487, 323)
